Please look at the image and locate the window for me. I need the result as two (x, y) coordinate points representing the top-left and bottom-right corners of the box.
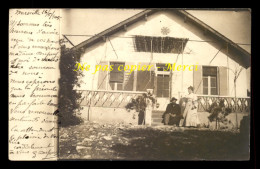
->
(133, 36), (188, 53)
(109, 62), (124, 90)
(203, 66), (218, 95)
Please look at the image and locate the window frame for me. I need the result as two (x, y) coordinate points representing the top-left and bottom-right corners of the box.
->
(202, 66), (218, 95)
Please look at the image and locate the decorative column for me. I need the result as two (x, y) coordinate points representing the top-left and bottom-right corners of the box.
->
(145, 89), (155, 126)
(145, 98), (153, 126)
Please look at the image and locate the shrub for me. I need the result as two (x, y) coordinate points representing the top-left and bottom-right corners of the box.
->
(207, 99), (232, 129)
(58, 42), (84, 127)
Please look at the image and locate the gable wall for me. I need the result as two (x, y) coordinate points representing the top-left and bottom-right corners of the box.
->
(76, 11), (249, 98)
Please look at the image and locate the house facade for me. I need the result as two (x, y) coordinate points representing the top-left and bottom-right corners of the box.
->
(67, 9), (250, 125)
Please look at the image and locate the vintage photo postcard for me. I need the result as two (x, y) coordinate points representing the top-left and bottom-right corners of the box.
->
(8, 8), (251, 161)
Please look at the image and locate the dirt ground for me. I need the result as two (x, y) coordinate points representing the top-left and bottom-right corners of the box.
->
(58, 121), (250, 160)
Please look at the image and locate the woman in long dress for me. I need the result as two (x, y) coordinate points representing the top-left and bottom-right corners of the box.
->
(182, 86), (200, 127)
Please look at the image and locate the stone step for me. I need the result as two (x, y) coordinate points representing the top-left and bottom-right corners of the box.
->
(152, 114), (164, 118)
(151, 122), (164, 126)
(152, 111), (165, 126)
(152, 112), (164, 115)
(152, 110), (164, 117)
(152, 110), (165, 114)
(152, 111), (165, 116)
(152, 118), (163, 123)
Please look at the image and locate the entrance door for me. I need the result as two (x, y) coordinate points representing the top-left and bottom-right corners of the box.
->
(157, 74), (170, 98)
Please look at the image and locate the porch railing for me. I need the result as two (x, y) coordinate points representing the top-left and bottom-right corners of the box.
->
(76, 90), (250, 113)
(197, 95), (250, 113)
(76, 90), (146, 108)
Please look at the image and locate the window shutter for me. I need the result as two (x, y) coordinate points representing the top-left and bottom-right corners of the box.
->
(136, 71), (155, 91)
(193, 65), (202, 94)
(137, 71), (148, 91)
(97, 61), (108, 90)
(136, 63), (155, 91)
(124, 62), (135, 91)
(218, 66), (228, 96)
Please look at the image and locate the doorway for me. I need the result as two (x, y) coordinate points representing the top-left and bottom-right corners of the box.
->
(155, 64), (171, 110)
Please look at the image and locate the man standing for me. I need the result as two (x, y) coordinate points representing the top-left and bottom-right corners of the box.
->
(137, 94), (147, 125)
(163, 97), (182, 126)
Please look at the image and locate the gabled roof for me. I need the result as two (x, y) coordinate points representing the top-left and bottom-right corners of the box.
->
(69, 9), (251, 68)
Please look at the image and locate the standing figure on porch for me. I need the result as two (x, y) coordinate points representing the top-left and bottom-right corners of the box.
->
(137, 93), (147, 125)
(182, 86), (200, 127)
(162, 97), (182, 126)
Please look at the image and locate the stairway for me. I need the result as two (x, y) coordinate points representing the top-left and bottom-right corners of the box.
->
(151, 110), (165, 126)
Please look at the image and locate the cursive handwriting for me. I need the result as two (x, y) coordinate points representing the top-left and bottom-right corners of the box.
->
(9, 9), (60, 160)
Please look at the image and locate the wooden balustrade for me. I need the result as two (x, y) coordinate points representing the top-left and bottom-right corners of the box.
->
(76, 90), (145, 108)
(76, 90), (250, 113)
(197, 95), (250, 113)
